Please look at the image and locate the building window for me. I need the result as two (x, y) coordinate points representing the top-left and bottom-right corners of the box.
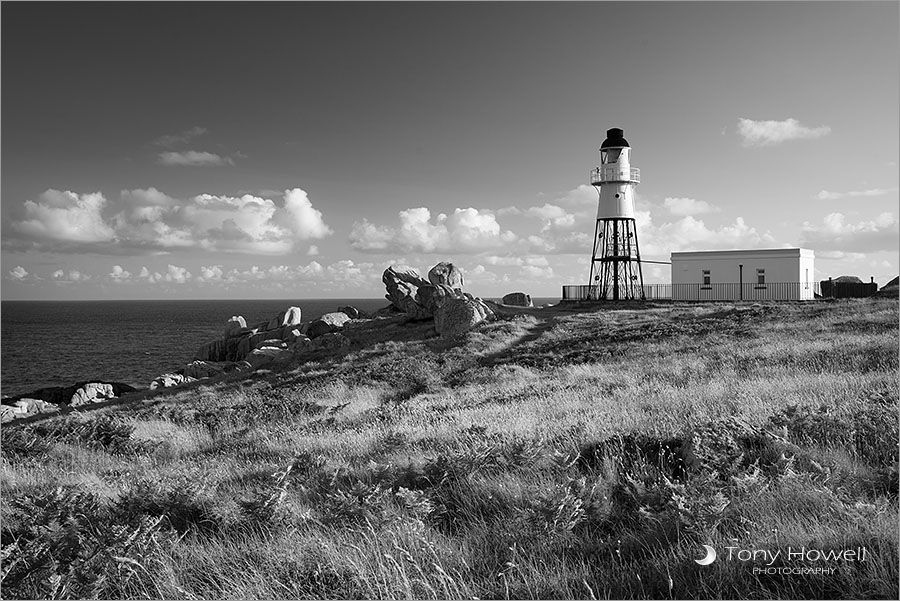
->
(702, 270), (711, 286)
(805, 268), (809, 289)
(757, 268), (766, 285)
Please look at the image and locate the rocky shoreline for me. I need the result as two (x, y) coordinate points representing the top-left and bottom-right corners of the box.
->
(1, 262), (537, 423)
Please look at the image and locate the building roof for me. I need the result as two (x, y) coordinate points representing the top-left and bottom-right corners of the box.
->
(671, 248), (814, 259)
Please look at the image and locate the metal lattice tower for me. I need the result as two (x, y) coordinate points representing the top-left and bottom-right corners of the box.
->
(587, 128), (645, 300)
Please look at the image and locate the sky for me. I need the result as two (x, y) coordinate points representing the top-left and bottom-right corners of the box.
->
(2, 1), (898, 300)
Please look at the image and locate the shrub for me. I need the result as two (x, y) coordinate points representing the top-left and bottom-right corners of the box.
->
(115, 476), (223, 534)
(768, 393), (899, 468)
(1, 485), (170, 599)
(0, 427), (53, 459)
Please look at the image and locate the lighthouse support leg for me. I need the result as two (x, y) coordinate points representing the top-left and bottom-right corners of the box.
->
(589, 218), (645, 301)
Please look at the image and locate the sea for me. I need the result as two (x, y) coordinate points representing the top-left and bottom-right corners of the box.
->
(0, 297), (558, 397)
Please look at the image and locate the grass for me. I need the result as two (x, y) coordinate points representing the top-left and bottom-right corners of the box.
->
(1, 298), (897, 599)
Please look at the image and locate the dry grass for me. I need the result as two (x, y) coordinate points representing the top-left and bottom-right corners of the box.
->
(2, 298), (897, 599)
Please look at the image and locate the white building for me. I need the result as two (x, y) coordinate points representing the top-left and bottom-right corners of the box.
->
(670, 248), (816, 301)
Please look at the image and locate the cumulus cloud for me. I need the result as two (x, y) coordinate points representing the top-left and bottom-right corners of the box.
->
(663, 197), (720, 216)
(9, 266), (29, 280)
(193, 261), (369, 288)
(8, 187), (333, 255)
(800, 212), (899, 253)
(52, 269), (87, 282)
(278, 188), (333, 239)
(507, 184), (780, 257)
(350, 207), (516, 253)
(737, 118), (831, 147)
(637, 212), (776, 256)
(12, 190), (116, 245)
(814, 188), (898, 200)
(109, 265), (132, 281)
(151, 126), (208, 147)
(197, 265), (224, 282)
(157, 151), (235, 167)
(138, 266), (163, 283)
(523, 203), (577, 231)
(482, 255), (550, 267)
(163, 264), (192, 284)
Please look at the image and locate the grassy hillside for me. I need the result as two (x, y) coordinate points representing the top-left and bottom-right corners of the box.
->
(2, 298), (898, 599)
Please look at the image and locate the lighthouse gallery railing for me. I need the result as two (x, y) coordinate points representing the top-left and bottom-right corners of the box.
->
(590, 167), (641, 184)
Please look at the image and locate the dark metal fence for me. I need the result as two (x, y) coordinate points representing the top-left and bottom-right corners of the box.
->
(562, 281), (877, 302)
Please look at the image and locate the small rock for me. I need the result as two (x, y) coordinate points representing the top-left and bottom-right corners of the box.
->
(70, 383), (117, 407)
(307, 312), (351, 339)
(502, 292), (533, 307)
(428, 262), (464, 289)
(149, 373), (198, 390)
(12, 398), (60, 416)
(224, 315), (247, 338)
(182, 360), (235, 380)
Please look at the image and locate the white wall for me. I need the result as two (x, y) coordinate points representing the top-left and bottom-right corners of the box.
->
(670, 249), (815, 300)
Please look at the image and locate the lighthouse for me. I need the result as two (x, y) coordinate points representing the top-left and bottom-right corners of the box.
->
(587, 127), (645, 300)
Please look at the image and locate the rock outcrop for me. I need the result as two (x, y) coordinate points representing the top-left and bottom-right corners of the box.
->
(307, 311), (351, 339)
(247, 340), (291, 369)
(181, 360), (249, 380)
(0, 398), (61, 422)
(415, 284), (463, 315)
(339, 305), (360, 319)
(150, 373), (198, 390)
(428, 262), (464, 289)
(383, 265), (429, 311)
(195, 307), (308, 363)
(502, 292), (533, 307)
(2, 381), (137, 407)
(434, 295), (494, 338)
(224, 316), (247, 338)
(267, 306), (302, 330)
(70, 382), (118, 407)
(194, 337), (244, 363)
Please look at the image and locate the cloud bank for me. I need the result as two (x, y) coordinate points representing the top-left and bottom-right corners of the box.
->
(7, 187), (332, 254)
(814, 188), (898, 200)
(737, 118), (831, 147)
(350, 207), (516, 253)
(157, 151), (234, 167)
(800, 212), (898, 253)
(151, 126), (208, 148)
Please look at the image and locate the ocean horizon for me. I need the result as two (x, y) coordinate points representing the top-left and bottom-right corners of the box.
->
(1, 296), (559, 397)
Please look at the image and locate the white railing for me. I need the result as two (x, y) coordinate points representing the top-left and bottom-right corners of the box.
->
(590, 167), (640, 185)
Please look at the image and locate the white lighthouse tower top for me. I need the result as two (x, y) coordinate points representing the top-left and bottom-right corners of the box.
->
(591, 127), (640, 220)
(590, 127), (640, 186)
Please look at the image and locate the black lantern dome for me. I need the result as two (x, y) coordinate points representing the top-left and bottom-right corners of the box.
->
(600, 127), (630, 149)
